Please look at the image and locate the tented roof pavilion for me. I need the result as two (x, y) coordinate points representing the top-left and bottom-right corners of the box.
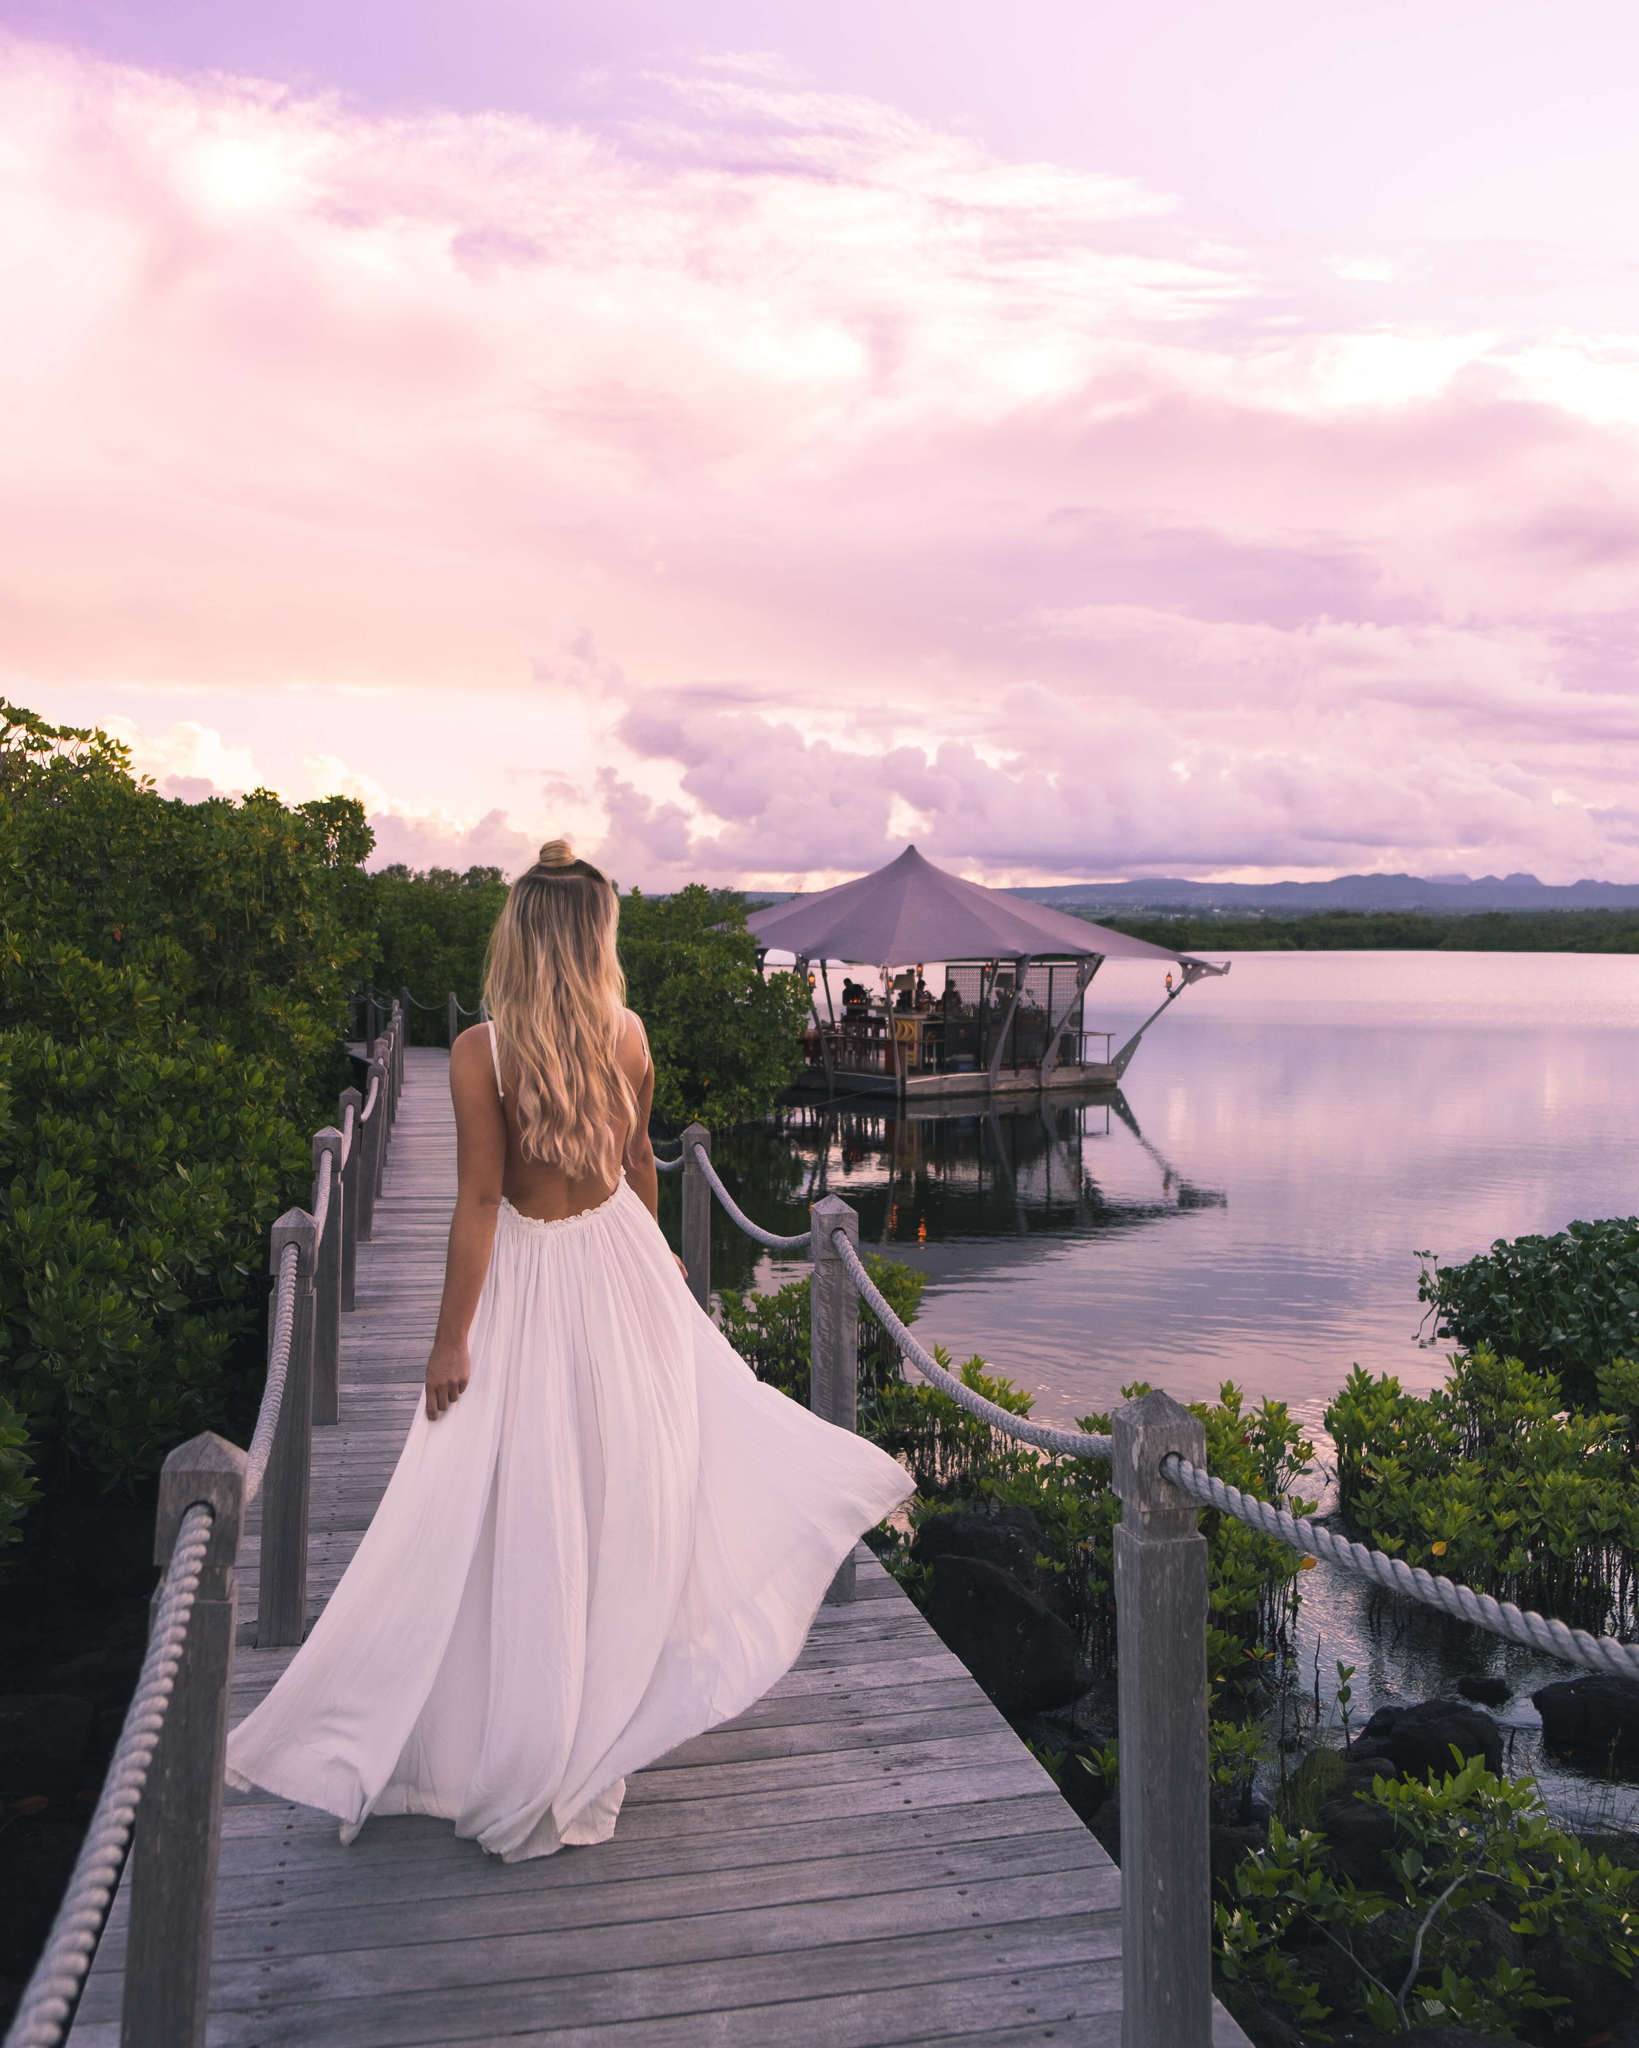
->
(746, 845), (1228, 1099)
(745, 844), (1217, 971)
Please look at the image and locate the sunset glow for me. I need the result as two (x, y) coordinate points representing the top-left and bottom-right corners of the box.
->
(3, 3), (1638, 887)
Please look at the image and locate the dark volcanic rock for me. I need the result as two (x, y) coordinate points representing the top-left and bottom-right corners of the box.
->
(1349, 1697), (1503, 1779)
(1532, 1673), (1639, 1765)
(924, 1555), (1085, 1714)
(1455, 1673), (1511, 1707)
(0, 1693), (96, 1797)
(912, 1505), (1047, 1582)
(1315, 1762), (1402, 1888)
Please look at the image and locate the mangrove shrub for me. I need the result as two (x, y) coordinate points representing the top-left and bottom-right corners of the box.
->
(0, 701), (370, 1533)
(1418, 1216), (1639, 1411)
(1326, 1347), (1639, 1636)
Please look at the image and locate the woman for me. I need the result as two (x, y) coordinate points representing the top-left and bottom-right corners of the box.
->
(226, 841), (912, 1861)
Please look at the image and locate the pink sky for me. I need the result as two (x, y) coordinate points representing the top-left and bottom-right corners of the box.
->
(3, 3), (1638, 887)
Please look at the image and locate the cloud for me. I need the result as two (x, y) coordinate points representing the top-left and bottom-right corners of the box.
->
(2, 33), (1639, 885)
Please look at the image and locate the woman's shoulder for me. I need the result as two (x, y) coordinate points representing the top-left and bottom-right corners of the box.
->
(618, 1006), (650, 1056)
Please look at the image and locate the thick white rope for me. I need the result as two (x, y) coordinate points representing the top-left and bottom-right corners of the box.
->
(309, 1146), (334, 1243)
(832, 1228), (1114, 1460)
(1162, 1455), (1639, 1681)
(243, 1240), (299, 1505)
(338, 1098), (356, 1171)
(4, 1503), (213, 2048)
(654, 1154), (683, 1174)
(358, 1071), (381, 1125)
(692, 1144), (812, 1251)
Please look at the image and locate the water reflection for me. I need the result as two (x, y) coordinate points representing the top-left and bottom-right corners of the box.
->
(660, 1087), (1229, 1301)
(788, 1092), (1227, 1246)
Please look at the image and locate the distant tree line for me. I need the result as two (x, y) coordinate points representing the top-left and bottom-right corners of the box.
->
(1091, 907), (1639, 952)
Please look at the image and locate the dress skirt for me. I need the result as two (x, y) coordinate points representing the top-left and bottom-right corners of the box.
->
(224, 1181), (913, 1861)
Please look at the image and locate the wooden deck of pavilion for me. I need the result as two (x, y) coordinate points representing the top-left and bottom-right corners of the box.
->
(67, 1047), (1251, 2048)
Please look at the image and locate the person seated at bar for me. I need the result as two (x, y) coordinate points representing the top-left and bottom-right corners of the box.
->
(913, 969), (932, 1012)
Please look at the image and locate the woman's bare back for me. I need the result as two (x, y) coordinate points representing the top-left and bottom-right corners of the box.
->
(484, 1007), (655, 1224)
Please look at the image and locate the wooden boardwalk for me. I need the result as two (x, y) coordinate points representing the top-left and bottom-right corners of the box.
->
(73, 1048), (1250, 2047)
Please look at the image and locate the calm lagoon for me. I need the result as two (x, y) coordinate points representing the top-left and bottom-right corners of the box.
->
(692, 950), (1639, 1817)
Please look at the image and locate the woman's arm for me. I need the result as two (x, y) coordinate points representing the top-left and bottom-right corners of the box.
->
(425, 1028), (506, 1420)
(621, 1012), (660, 1224)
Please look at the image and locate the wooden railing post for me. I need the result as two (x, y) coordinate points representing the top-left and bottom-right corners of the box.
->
(810, 1193), (861, 1604)
(447, 991), (459, 1047)
(259, 1210), (316, 1648)
(1113, 1389), (1211, 2048)
(122, 1432), (247, 2048)
(399, 986), (412, 1058)
(357, 1055), (387, 1239)
(681, 1122), (712, 1312)
(365, 990), (379, 1050)
(337, 1085), (362, 1311)
(311, 1127), (344, 1426)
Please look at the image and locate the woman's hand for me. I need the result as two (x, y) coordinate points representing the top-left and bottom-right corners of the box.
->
(425, 1337), (471, 1420)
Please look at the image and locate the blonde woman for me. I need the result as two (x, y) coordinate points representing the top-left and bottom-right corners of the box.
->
(226, 843), (911, 1861)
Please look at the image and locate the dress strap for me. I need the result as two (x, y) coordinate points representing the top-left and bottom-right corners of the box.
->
(487, 1020), (505, 1101)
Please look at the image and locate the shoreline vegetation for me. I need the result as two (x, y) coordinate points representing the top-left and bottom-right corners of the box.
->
(1095, 907), (1639, 952)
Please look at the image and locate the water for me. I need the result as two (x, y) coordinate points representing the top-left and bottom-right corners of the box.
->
(687, 950), (1639, 1823)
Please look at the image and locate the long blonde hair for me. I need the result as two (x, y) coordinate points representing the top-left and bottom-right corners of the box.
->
(483, 839), (637, 1184)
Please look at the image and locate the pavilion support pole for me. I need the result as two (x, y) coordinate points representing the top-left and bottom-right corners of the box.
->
(986, 955), (1033, 1091)
(1039, 957), (1100, 1084)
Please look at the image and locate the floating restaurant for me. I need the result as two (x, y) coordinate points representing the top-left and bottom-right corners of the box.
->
(746, 844), (1229, 1100)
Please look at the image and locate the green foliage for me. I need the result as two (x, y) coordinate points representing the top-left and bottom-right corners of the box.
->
(1219, 1759), (1637, 2038)
(1098, 907), (1639, 953)
(618, 886), (811, 1127)
(0, 701), (368, 1512)
(1418, 1217), (1639, 1410)
(716, 1256), (927, 1408)
(0, 1389), (38, 1547)
(1326, 1347), (1639, 1634)
(365, 865), (507, 1043)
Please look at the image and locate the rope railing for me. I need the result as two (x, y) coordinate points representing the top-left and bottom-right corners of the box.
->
(6, 999), (412, 2048)
(654, 1154), (683, 1173)
(834, 1228), (1114, 1460)
(244, 1239), (300, 1505)
(690, 1143), (812, 1252)
(1161, 1454), (1639, 1681)
(6, 1503), (214, 2048)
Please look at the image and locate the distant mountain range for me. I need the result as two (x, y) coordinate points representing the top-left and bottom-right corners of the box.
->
(1009, 873), (1639, 915)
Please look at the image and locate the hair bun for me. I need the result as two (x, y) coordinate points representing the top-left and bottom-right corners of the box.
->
(537, 838), (575, 869)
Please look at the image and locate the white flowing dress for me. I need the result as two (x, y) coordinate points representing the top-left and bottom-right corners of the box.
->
(225, 1107), (913, 1861)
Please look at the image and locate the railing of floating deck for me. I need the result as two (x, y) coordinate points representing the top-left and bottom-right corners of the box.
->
(7, 1006), (411, 2048)
(675, 1122), (1639, 2048)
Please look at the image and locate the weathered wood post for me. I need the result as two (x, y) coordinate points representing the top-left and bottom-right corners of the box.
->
(337, 1085), (362, 1311)
(399, 986), (413, 1060)
(809, 1193), (860, 1604)
(357, 1055), (388, 1240)
(680, 1123), (712, 1312)
(310, 1126), (344, 1426)
(364, 990), (379, 1050)
(447, 991), (459, 1047)
(1112, 1389), (1211, 2048)
(259, 1210), (317, 1648)
(369, 1037), (391, 1199)
(122, 1432), (247, 2048)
